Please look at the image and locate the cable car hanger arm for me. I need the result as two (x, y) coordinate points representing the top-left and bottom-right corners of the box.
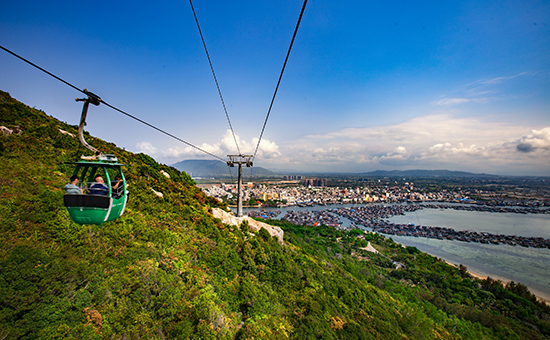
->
(76, 89), (102, 157)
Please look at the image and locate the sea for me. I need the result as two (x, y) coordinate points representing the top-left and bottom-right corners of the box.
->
(237, 203), (550, 301)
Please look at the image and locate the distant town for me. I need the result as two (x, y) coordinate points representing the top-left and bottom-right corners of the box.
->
(201, 175), (550, 249)
(201, 175), (550, 208)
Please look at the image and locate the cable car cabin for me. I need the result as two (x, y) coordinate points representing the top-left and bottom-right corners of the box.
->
(64, 157), (128, 225)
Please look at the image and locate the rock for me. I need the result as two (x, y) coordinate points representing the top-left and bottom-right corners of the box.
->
(211, 208), (284, 243)
(59, 129), (75, 137)
(160, 170), (170, 178)
(1, 126), (12, 136)
(151, 188), (164, 198)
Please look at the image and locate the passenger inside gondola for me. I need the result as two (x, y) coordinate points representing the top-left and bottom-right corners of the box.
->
(64, 175), (83, 194)
(112, 175), (124, 199)
(89, 175), (109, 196)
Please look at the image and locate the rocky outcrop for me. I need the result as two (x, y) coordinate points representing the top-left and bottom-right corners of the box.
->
(1, 126), (22, 136)
(151, 188), (164, 198)
(58, 129), (75, 137)
(211, 208), (284, 243)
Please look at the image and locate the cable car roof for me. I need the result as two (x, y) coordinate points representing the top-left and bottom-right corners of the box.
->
(65, 160), (129, 167)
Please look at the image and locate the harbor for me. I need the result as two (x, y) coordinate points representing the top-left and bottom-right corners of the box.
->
(243, 203), (550, 248)
(241, 202), (550, 301)
(329, 205), (550, 248)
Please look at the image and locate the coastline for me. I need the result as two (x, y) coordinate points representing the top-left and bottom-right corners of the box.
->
(239, 204), (550, 305)
(443, 260), (550, 306)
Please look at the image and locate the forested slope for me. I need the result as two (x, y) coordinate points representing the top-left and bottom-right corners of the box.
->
(1, 90), (549, 339)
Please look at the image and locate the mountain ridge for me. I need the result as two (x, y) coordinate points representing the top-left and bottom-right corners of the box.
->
(173, 160), (499, 179)
(359, 169), (498, 178)
(172, 159), (276, 178)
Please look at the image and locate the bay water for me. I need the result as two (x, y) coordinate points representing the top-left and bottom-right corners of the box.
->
(387, 207), (550, 301)
(240, 204), (550, 301)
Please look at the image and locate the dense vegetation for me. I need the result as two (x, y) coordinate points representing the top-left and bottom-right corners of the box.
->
(1, 90), (549, 339)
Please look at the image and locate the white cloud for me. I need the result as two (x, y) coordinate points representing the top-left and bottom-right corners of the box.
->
(479, 72), (528, 85)
(394, 146), (407, 154)
(432, 98), (491, 106)
(136, 141), (158, 156)
(433, 98), (471, 106)
(516, 127), (550, 153)
(375, 146), (409, 165)
(252, 137), (281, 159)
(157, 130), (281, 162)
(433, 72), (529, 107)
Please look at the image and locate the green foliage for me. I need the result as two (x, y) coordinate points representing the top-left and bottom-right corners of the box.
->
(0, 90), (549, 339)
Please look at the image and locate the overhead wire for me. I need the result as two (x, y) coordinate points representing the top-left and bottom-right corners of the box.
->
(3, 0), (309, 179)
(1, 45), (85, 96)
(226, 166), (235, 184)
(100, 100), (227, 162)
(252, 0), (308, 160)
(0, 44), (227, 162)
(189, 0), (241, 156)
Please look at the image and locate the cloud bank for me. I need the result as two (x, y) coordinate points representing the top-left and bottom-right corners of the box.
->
(137, 116), (549, 176)
(273, 114), (549, 175)
(136, 130), (281, 162)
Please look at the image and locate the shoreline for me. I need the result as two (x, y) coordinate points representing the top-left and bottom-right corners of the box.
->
(239, 205), (550, 305)
(443, 260), (550, 306)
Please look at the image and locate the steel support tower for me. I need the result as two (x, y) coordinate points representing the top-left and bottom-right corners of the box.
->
(227, 155), (253, 217)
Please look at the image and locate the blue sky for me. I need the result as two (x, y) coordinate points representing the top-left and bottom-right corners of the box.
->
(1, 0), (549, 175)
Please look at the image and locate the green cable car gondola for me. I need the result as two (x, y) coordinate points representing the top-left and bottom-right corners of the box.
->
(64, 157), (128, 225)
(63, 90), (129, 225)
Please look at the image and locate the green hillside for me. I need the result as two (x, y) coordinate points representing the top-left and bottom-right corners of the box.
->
(0, 90), (549, 339)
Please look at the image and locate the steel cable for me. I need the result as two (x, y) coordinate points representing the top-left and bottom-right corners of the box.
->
(252, 0), (308, 160)
(189, 0), (241, 156)
(0, 44), (227, 162)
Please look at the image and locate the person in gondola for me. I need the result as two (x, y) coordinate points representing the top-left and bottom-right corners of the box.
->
(89, 175), (109, 196)
(64, 175), (83, 194)
(112, 175), (125, 199)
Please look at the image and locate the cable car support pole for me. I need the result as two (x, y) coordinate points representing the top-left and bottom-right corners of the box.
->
(227, 155), (253, 217)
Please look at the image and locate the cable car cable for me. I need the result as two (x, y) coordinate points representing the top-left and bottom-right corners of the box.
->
(100, 100), (226, 162)
(1, 45), (86, 95)
(252, 0), (308, 160)
(189, 0), (241, 156)
(0, 44), (227, 162)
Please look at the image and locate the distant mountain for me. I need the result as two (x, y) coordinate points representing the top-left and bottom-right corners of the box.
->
(172, 159), (276, 178)
(360, 169), (497, 178)
(263, 169), (499, 178)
